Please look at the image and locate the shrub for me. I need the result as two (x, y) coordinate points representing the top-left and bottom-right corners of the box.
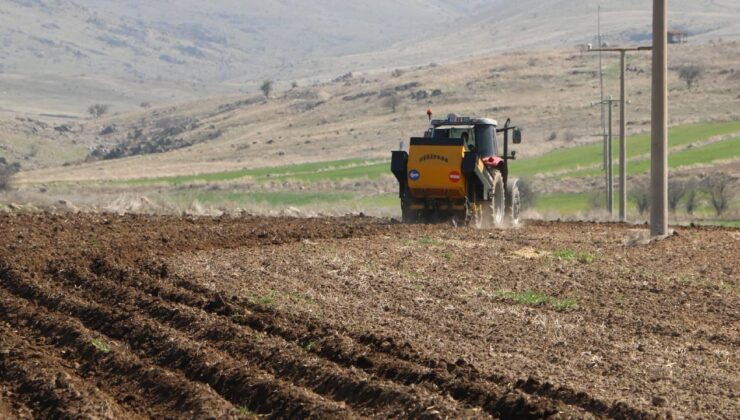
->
(517, 179), (537, 210)
(684, 178), (700, 215)
(667, 179), (688, 213)
(87, 103), (109, 118)
(631, 182), (650, 215)
(677, 65), (704, 90)
(588, 191), (605, 210)
(704, 174), (734, 216)
(260, 80), (273, 98)
(0, 158), (21, 191)
(383, 93), (401, 113)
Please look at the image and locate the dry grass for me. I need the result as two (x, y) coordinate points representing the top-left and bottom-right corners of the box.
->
(13, 43), (740, 185)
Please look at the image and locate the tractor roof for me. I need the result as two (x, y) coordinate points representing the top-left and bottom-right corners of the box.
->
(431, 116), (497, 128)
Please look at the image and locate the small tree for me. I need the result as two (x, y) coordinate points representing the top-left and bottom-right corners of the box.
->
(260, 80), (273, 98)
(517, 179), (537, 211)
(677, 65), (704, 90)
(631, 182), (650, 215)
(291, 81), (298, 89)
(383, 93), (401, 113)
(667, 179), (687, 213)
(704, 174), (734, 216)
(588, 191), (605, 211)
(87, 104), (109, 118)
(684, 180), (700, 215)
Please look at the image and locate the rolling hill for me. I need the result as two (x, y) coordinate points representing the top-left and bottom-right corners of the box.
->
(1, 0), (738, 115)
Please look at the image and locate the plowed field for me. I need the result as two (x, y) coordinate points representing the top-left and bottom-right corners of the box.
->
(0, 214), (737, 419)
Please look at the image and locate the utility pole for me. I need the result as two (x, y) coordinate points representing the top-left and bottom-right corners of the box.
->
(619, 50), (627, 221)
(597, 6), (606, 171)
(607, 98), (613, 217)
(651, 0), (668, 236)
(588, 46), (651, 221)
(593, 97), (618, 217)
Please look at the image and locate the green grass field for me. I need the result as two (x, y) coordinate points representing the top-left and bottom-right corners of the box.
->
(564, 136), (740, 178)
(125, 158), (389, 186)
(41, 120), (735, 225)
(509, 121), (740, 178)
(114, 120), (739, 188)
(171, 190), (355, 207)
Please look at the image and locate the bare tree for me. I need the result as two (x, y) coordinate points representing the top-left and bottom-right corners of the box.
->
(87, 104), (110, 118)
(588, 191), (605, 210)
(677, 65), (704, 90)
(516, 179), (537, 210)
(684, 180), (700, 215)
(260, 80), (273, 98)
(704, 174), (734, 216)
(383, 93), (401, 113)
(668, 179), (688, 213)
(631, 182), (650, 215)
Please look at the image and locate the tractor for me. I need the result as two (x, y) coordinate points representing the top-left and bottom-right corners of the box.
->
(391, 113), (523, 227)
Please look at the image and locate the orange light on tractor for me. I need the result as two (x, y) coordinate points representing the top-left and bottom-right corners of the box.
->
(426, 108), (433, 121)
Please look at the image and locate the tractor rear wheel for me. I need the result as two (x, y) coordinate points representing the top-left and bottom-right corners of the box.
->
(491, 173), (505, 227)
(506, 182), (521, 226)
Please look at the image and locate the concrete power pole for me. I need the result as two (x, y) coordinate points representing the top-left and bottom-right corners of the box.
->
(592, 97), (618, 217)
(597, 6), (606, 171)
(588, 46), (652, 222)
(651, 0), (668, 236)
(619, 51), (627, 221)
(607, 98), (613, 216)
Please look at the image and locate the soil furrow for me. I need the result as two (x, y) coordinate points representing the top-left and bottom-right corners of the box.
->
(157, 263), (656, 419)
(0, 288), (242, 419)
(0, 266), (354, 419)
(2, 214), (735, 418)
(50, 261), (473, 419)
(347, 332), (655, 419)
(100, 258), (595, 419)
(184, 271), (659, 420)
(0, 322), (131, 419)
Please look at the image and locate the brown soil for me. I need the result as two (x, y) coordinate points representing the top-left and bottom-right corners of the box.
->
(0, 213), (737, 418)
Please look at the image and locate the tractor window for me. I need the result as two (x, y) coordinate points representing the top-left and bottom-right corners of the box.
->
(432, 129), (450, 139)
(474, 124), (497, 157)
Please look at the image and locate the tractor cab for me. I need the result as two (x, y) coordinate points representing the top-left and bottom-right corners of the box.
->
(426, 116), (499, 159)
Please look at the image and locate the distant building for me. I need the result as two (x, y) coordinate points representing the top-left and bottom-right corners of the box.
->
(668, 30), (688, 44)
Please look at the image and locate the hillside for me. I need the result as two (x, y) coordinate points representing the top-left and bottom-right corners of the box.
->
(1, 0), (738, 115)
(2, 42), (737, 223)
(310, 0), (740, 75)
(0, 0), (488, 114)
(11, 42), (740, 179)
